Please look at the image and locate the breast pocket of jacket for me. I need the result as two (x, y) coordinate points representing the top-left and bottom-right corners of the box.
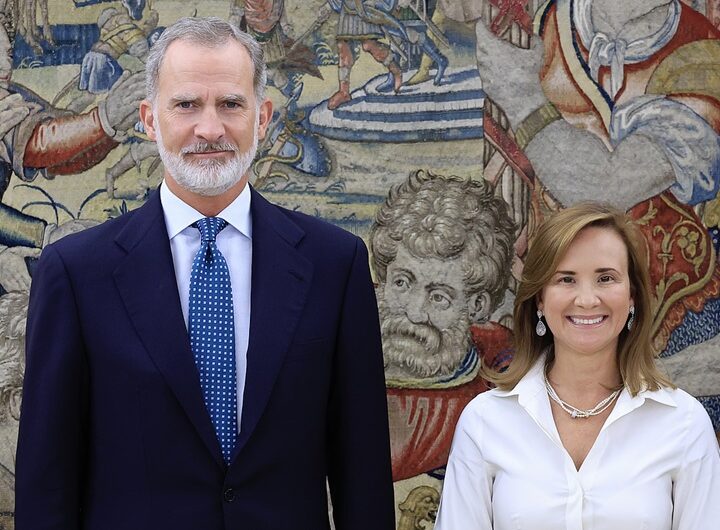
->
(284, 336), (333, 364)
(272, 337), (333, 420)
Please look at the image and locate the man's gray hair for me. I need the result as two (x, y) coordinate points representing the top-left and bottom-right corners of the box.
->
(145, 16), (267, 104)
(370, 170), (517, 312)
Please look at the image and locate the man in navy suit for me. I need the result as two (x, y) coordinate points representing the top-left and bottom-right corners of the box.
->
(15, 17), (394, 529)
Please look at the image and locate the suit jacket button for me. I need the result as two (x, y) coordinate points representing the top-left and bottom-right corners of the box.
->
(223, 487), (235, 503)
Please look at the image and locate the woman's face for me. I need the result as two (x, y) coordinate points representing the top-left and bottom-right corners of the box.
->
(538, 226), (634, 361)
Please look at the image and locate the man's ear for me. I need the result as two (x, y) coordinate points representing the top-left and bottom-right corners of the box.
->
(468, 292), (492, 323)
(138, 99), (157, 141)
(257, 97), (273, 140)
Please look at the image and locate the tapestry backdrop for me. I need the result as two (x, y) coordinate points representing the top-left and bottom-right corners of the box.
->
(0, 0), (718, 527)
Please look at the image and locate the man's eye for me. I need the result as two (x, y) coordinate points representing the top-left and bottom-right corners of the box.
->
(224, 101), (240, 109)
(429, 291), (451, 308)
(178, 101), (193, 109)
(393, 278), (409, 289)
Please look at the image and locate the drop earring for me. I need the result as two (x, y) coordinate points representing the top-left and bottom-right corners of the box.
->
(627, 306), (635, 331)
(536, 309), (547, 336)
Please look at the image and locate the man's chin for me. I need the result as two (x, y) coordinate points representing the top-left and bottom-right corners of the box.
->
(382, 334), (470, 379)
(171, 164), (245, 197)
(183, 154), (234, 167)
(383, 338), (440, 378)
(382, 335), (434, 355)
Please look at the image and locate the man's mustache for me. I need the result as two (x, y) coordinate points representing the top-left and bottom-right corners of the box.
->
(381, 315), (442, 353)
(181, 142), (239, 155)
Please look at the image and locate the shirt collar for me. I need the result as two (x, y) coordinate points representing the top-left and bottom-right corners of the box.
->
(496, 353), (677, 441)
(499, 353), (547, 400)
(160, 180), (252, 240)
(630, 384), (677, 407)
(497, 353), (678, 408)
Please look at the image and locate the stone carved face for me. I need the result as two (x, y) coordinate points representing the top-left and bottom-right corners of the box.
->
(398, 486), (440, 529)
(371, 172), (515, 381)
(378, 244), (486, 379)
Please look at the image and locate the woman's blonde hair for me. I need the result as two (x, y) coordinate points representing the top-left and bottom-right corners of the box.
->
(483, 203), (674, 395)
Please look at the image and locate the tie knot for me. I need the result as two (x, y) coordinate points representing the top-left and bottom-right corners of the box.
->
(194, 217), (228, 243)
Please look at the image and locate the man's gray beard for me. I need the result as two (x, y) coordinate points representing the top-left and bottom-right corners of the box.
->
(154, 113), (259, 197)
(378, 291), (472, 378)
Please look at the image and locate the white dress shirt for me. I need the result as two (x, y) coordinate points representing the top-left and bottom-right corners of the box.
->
(435, 356), (720, 530)
(160, 181), (252, 431)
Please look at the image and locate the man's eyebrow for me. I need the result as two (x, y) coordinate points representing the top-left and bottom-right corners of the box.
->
(169, 94), (200, 105)
(390, 267), (416, 281)
(427, 282), (457, 296)
(219, 94), (249, 105)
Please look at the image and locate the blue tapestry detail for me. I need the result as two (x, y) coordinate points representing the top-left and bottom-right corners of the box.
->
(660, 296), (720, 357)
(697, 395), (720, 432)
(14, 25), (99, 68)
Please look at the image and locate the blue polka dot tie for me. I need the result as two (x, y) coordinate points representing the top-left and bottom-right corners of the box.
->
(189, 217), (237, 464)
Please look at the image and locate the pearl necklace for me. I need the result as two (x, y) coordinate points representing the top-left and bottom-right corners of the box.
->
(544, 373), (621, 419)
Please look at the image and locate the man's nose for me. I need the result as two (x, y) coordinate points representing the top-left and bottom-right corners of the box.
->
(194, 107), (225, 143)
(404, 290), (429, 325)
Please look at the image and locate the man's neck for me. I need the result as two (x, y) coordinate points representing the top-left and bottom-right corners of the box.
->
(164, 174), (249, 217)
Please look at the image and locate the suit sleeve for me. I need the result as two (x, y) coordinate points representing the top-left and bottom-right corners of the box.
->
(326, 237), (395, 529)
(15, 244), (89, 529)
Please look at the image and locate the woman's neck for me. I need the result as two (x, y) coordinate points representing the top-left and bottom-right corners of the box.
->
(547, 348), (622, 402)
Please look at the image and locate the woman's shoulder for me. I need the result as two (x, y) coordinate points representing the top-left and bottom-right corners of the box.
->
(646, 385), (708, 413)
(458, 387), (524, 426)
(670, 387), (715, 424)
(642, 385), (715, 432)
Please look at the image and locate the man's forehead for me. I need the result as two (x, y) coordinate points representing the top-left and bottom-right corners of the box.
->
(164, 37), (250, 58)
(391, 245), (466, 285)
(155, 40), (256, 101)
(159, 38), (253, 78)
(393, 244), (456, 267)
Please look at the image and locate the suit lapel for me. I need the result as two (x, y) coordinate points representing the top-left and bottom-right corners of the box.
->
(112, 191), (225, 470)
(232, 188), (313, 460)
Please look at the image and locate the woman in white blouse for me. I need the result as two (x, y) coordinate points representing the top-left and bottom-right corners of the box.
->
(434, 203), (720, 530)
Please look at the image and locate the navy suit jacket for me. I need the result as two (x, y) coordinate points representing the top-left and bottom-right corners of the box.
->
(16, 188), (394, 529)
